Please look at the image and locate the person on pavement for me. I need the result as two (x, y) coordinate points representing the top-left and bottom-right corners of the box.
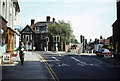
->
(16, 41), (26, 65)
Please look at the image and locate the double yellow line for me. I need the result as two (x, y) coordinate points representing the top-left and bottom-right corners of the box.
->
(37, 54), (59, 81)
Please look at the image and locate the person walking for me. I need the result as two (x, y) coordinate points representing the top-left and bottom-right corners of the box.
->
(17, 41), (26, 65)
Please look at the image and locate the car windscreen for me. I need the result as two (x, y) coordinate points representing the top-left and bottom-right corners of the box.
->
(98, 49), (104, 52)
(104, 49), (110, 52)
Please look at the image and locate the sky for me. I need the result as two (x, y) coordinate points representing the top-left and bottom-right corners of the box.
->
(18, 0), (117, 42)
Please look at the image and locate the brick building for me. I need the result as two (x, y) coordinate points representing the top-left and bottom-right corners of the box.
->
(21, 16), (58, 51)
(112, 0), (120, 57)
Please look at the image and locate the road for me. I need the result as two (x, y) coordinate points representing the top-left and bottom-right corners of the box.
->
(34, 51), (120, 81)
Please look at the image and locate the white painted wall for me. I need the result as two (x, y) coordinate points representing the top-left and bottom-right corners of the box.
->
(0, 0), (19, 29)
(0, 0), (20, 51)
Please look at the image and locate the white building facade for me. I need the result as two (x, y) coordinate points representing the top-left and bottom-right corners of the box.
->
(0, 0), (20, 55)
(0, 0), (20, 29)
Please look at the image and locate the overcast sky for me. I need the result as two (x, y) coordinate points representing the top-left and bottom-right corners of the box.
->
(18, 0), (117, 42)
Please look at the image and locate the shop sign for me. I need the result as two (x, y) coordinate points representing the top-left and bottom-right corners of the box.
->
(3, 53), (11, 63)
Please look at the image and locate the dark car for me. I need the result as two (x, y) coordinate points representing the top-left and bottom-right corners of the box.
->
(95, 48), (112, 58)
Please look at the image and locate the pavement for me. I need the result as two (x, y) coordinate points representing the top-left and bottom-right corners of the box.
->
(2, 51), (48, 80)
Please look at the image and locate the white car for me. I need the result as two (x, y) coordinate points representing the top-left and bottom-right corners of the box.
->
(95, 49), (113, 58)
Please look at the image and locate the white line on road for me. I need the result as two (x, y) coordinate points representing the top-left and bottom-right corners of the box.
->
(58, 53), (61, 56)
(71, 57), (88, 66)
(52, 57), (60, 61)
(92, 58), (103, 64)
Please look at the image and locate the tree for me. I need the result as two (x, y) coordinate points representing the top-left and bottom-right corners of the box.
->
(48, 20), (75, 50)
(48, 20), (74, 43)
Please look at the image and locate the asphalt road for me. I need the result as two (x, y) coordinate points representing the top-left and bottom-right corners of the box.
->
(34, 51), (120, 81)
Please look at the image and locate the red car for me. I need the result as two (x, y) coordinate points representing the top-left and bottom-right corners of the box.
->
(95, 49), (112, 58)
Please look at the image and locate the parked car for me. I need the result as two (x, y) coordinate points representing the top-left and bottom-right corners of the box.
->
(95, 48), (112, 58)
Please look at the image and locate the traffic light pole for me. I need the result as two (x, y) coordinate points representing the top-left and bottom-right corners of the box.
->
(47, 42), (48, 51)
(53, 36), (60, 52)
(46, 37), (49, 51)
(56, 36), (58, 52)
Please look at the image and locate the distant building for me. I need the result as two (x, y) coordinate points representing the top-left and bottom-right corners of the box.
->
(112, 0), (120, 57)
(20, 25), (35, 50)
(21, 16), (57, 51)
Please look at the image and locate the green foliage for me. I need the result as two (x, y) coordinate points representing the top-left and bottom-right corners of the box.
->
(48, 20), (75, 43)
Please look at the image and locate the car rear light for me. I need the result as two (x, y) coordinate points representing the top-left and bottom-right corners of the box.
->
(105, 52), (111, 55)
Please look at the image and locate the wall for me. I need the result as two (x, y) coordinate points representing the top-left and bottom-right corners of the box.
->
(0, 0), (18, 29)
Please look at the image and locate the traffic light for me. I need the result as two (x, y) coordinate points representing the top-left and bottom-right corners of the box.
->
(46, 37), (49, 42)
(57, 36), (60, 42)
(53, 36), (56, 42)
(53, 36), (60, 42)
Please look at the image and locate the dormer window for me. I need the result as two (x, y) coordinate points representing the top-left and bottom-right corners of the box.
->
(34, 26), (37, 30)
(34, 26), (39, 31)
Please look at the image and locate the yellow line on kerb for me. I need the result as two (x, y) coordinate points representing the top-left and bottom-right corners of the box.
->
(37, 54), (59, 81)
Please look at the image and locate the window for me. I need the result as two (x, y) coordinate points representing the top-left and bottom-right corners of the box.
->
(2, 2), (5, 17)
(26, 35), (29, 41)
(34, 26), (37, 30)
(36, 26), (39, 31)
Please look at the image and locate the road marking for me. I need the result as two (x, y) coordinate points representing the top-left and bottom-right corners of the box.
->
(58, 53), (61, 56)
(36, 54), (59, 81)
(52, 57), (60, 61)
(71, 57), (87, 66)
(92, 58), (103, 64)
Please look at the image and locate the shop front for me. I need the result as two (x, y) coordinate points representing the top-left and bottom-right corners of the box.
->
(6, 27), (16, 53)
(0, 15), (8, 64)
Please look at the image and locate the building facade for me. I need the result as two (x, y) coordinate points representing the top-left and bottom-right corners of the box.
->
(20, 25), (35, 51)
(21, 16), (60, 51)
(0, 0), (20, 54)
(112, 0), (120, 57)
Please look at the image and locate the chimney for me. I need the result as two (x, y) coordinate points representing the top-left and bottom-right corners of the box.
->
(46, 16), (50, 22)
(53, 18), (55, 23)
(117, 0), (120, 19)
(31, 19), (35, 26)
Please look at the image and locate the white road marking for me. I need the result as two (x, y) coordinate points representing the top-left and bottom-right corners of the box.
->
(52, 57), (60, 61)
(92, 58), (103, 64)
(58, 53), (61, 56)
(71, 57), (88, 66)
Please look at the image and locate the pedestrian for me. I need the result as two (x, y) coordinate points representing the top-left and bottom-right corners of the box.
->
(16, 41), (26, 65)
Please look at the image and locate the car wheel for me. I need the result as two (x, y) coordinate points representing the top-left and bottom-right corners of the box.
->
(104, 55), (108, 58)
(104, 55), (112, 58)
